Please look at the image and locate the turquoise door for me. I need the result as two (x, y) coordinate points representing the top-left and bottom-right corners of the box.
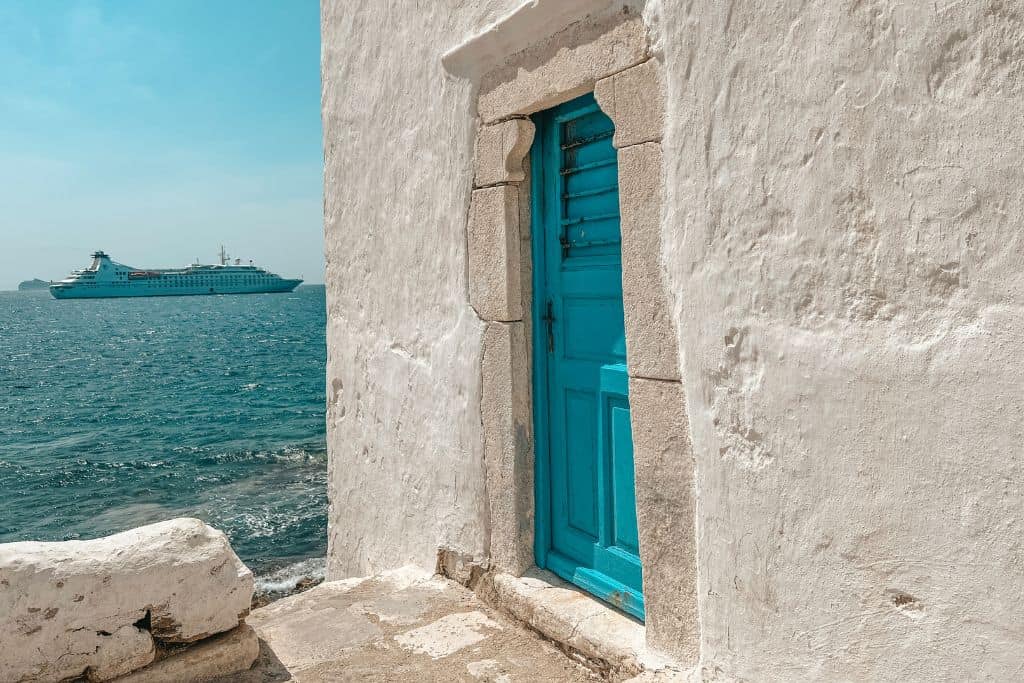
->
(531, 93), (643, 619)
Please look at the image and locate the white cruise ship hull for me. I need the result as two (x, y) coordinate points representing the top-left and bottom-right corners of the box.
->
(50, 280), (302, 299)
(50, 251), (303, 300)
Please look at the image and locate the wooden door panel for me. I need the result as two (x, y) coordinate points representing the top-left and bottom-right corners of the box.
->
(532, 93), (645, 620)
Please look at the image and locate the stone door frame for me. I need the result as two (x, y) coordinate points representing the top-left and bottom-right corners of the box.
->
(452, 7), (698, 662)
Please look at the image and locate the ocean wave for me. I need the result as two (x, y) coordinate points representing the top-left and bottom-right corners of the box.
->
(253, 556), (326, 605)
(1, 288), (328, 573)
(193, 445), (327, 466)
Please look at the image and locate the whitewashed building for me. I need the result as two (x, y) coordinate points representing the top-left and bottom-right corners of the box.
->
(321, 1), (1024, 679)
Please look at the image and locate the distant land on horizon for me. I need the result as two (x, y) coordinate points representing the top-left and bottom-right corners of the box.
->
(17, 279), (51, 291)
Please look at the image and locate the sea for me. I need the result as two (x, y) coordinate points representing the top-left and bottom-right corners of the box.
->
(0, 285), (328, 602)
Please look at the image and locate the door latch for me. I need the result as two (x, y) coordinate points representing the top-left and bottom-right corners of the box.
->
(541, 299), (555, 353)
(559, 234), (570, 258)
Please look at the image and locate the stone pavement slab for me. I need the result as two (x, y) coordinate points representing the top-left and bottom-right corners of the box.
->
(218, 567), (597, 682)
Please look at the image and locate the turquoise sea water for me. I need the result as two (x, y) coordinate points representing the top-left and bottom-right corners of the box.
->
(0, 286), (327, 594)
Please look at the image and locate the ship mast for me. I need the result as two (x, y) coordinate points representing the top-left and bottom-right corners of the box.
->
(218, 245), (229, 266)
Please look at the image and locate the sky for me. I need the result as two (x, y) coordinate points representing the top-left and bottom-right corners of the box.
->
(0, 0), (323, 290)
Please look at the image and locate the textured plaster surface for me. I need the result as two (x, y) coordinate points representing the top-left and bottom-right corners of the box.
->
(657, 0), (1024, 680)
(324, 0), (1024, 678)
(322, 0), (524, 579)
(442, 0), (624, 77)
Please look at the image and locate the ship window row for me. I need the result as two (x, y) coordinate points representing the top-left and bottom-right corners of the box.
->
(78, 274), (273, 288)
(138, 276), (272, 287)
(67, 276), (274, 289)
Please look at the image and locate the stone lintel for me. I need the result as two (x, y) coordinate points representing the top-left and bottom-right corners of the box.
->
(481, 321), (534, 576)
(442, 0), (622, 78)
(469, 185), (523, 322)
(594, 58), (665, 148)
(618, 143), (681, 381)
(478, 14), (648, 124)
(628, 377), (698, 665)
(474, 118), (536, 187)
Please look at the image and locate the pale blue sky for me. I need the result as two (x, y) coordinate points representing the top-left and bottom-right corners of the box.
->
(0, 0), (322, 290)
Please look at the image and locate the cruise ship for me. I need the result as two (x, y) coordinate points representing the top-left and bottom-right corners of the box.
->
(50, 249), (303, 299)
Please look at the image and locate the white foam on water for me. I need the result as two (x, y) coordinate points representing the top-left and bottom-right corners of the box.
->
(254, 556), (327, 596)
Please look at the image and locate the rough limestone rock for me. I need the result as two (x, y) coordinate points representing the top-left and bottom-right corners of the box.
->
(0, 518), (254, 682)
(113, 624), (260, 683)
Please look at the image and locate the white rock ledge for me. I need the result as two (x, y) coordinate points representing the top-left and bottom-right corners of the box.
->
(0, 518), (255, 682)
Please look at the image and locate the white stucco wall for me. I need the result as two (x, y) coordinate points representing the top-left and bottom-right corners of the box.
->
(659, 1), (1024, 680)
(324, 0), (1024, 678)
(322, 0), (522, 578)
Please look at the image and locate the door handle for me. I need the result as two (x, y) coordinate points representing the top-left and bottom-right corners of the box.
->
(559, 234), (570, 258)
(541, 299), (555, 353)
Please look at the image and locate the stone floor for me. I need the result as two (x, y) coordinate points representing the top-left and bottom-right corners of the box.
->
(218, 567), (600, 682)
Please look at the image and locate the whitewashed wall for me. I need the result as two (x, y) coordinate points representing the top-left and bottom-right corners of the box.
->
(659, 1), (1024, 680)
(322, 0), (522, 578)
(323, 1), (1024, 679)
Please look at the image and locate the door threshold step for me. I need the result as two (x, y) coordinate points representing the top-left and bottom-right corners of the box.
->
(475, 568), (689, 681)
(228, 567), (601, 681)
